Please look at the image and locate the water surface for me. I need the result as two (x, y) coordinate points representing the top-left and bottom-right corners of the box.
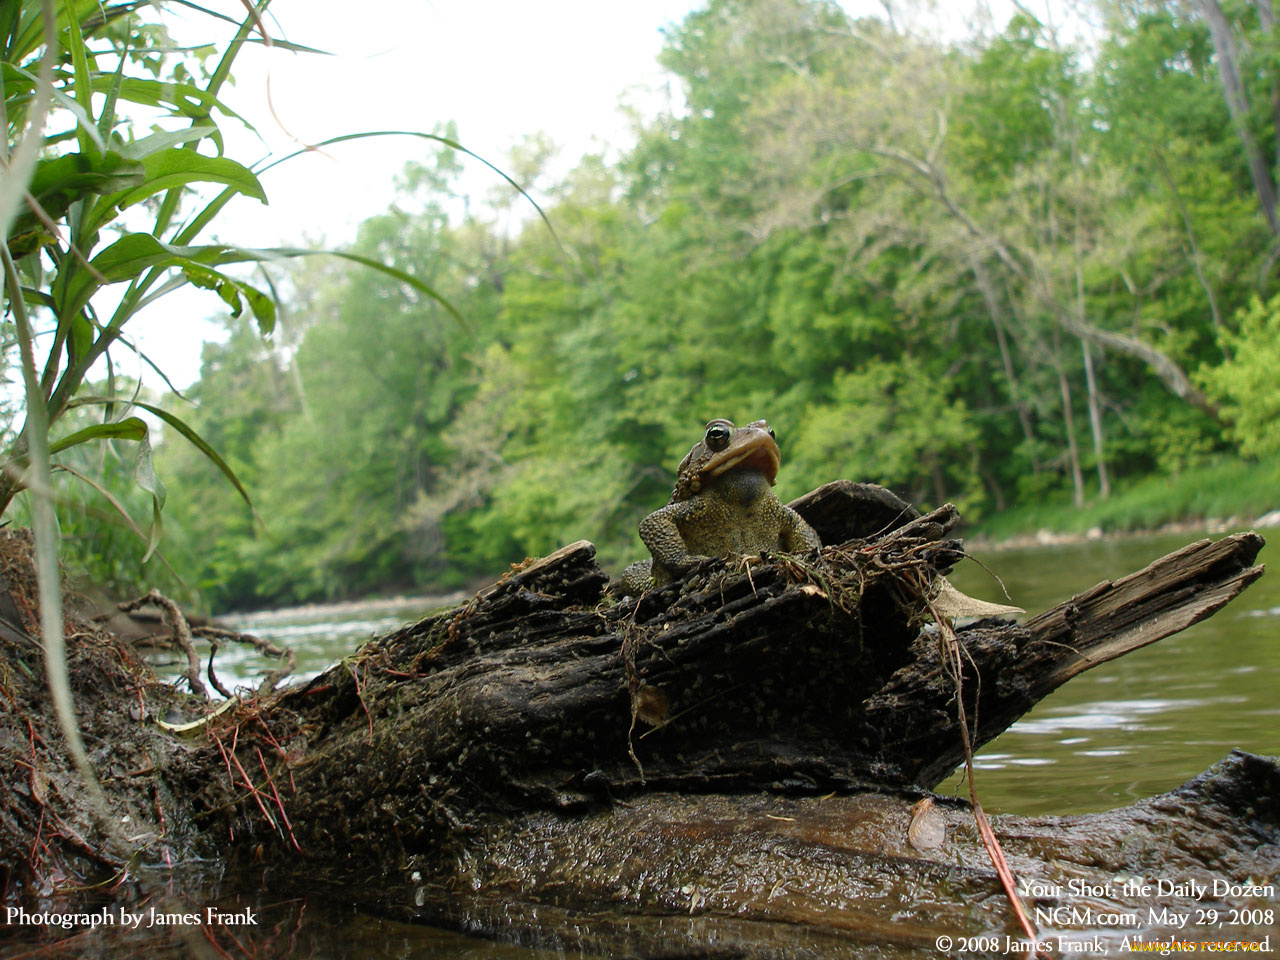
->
(941, 530), (1278, 814)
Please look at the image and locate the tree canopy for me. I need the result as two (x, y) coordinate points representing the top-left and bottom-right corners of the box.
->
(53, 0), (1280, 610)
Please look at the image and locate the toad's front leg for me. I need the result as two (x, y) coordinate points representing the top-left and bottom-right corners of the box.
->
(638, 500), (712, 585)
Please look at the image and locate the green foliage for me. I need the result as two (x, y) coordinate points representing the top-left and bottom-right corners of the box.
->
(32, 397), (188, 602)
(1, 0), (472, 606)
(787, 359), (983, 513)
(81, 0), (1280, 609)
(1201, 294), (1280, 457)
(1, 1), (278, 553)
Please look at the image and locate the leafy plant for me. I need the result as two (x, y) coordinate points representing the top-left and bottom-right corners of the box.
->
(0, 0), (495, 805)
(1, 0), (480, 525)
(1201, 294), (1280, 459)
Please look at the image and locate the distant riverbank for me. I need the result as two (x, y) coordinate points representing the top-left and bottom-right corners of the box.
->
(214, 590), (470, 627)
(967, 508), (1280, 552)
(966, 455), (1280, 550)
(207, 457), (1280, 619)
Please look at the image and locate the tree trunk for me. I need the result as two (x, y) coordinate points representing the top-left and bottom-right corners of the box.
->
(1054, 343), (1086, 507)
(1082, 339), (1110, 499)
(1200, 0), (1280, 235)
(971, 255), (1039, 470)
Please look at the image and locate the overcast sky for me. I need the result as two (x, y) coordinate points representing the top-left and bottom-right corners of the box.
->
(126, 0), (703, 387)
(124, 0), (1021, 388)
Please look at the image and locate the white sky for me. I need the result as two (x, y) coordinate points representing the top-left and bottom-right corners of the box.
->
(184, 0), (702, 244)
(125, 0), (702, 388)
(122, 0), (1024, 389)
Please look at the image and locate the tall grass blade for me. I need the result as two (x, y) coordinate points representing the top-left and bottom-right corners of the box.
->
(71, 397), (258, 517)
(48, 416), (148, 454)
(258, 129), (563, 251)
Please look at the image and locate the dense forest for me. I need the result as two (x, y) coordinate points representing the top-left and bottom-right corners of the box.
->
(40, 0), (1280, 610)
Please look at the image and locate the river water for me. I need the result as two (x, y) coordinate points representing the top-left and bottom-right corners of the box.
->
(941, 529), (1279, 814)
(126, 530), (1276, 957)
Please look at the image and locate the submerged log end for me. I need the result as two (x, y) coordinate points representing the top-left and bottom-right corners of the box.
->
(1164, 748), (1280, 843)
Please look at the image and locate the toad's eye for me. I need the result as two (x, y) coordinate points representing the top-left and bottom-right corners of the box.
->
(705, 424), (731, 450)
(768, 428), (777, 441)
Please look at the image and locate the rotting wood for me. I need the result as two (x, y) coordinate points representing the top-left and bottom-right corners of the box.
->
(0, 486), (1272, 957)
(203, 482), (1268, 957)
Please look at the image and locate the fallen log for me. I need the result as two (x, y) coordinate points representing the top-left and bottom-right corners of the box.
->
(212, 483), (1268, 953)
(383, 751), (1279, 958)
(0, 484), (1272, 956)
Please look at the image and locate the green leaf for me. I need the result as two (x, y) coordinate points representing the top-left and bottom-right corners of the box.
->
(181, 263), (277, 335)
(18, 151), (145, 235)
(132, 401), (255, 513)
(8, 0), (106, 62)
(64, 3), (96, 158)
(85, 149), (266, 236)
(59, 233), (229, 322)
(99, 234), (226, 278)
(132, 240), (464, 329)
(104, 76), (249, 125)
(133, 432), (167, 562)
(117, 123), (219, 160)
(242, 283), (277, 334)
(49, 416), (148, 456)
(1, 63), (105, 151)
(67, 312), (94, 368)
(130, 151), (264, 205)
(97, 37), (128, 143)
(67, 395), (258, 519)
(27, 151), (145, 198)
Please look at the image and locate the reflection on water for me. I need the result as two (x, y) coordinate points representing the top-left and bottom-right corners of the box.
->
(1, 879), (578, 960)
(941, 530), (1280, 815)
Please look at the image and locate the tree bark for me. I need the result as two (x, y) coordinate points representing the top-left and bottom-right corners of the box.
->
(1053, 340), (1087, 507)
(1200, 0), (1280, 235)
(1082, 339), (1110, 498)
(0, 490), (1271, 956)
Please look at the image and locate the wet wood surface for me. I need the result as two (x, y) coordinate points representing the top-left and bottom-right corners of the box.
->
(247, 483), (1272, 954)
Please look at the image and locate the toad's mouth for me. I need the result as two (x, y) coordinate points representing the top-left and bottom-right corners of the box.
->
(703, 431), (781, 485)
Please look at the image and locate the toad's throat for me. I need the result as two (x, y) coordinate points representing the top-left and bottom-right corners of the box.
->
(712, 468), (774, 504)
(704, 438), (781, 485)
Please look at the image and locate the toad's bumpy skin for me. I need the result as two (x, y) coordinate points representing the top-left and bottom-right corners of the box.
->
(618, 419), (821, 594)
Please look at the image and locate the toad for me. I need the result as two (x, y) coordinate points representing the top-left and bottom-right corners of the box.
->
(617, 418), (821, 595)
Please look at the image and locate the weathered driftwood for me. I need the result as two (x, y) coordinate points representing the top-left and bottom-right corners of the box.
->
(208, 481), (1272, 954)
(0, 486), (1273, 957)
